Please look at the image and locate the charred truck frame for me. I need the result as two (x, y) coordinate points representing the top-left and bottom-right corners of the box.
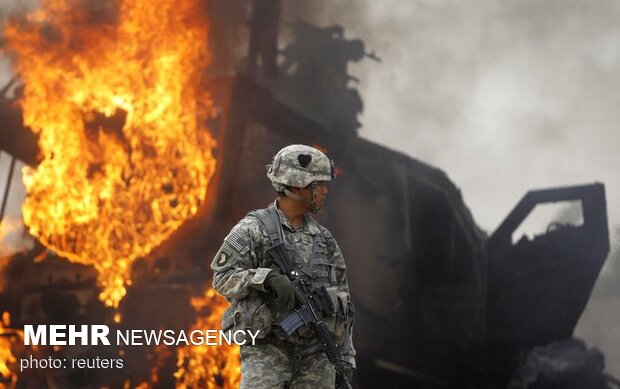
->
(0, 69), (612, 389)
(0, 3), (613, 387)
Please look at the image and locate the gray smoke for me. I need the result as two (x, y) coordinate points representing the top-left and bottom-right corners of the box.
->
(3, 0), (617, 235)
(284, 0), (620, 378)
(1, 0), (619, 378)
(285, 0), (620, 234)
(0, 0), (37, 22)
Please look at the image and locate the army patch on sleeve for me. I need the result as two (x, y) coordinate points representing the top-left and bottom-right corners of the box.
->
(225, 230), (249, 254)
(217, 249), (232, 266)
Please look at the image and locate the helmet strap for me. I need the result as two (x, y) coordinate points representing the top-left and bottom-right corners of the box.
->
(310, 182), (321, 214)
(283, 182), (321, 214)
(284, 187), (311, 204)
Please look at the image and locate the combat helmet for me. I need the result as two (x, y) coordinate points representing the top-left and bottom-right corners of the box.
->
(266, 144), (335, 212)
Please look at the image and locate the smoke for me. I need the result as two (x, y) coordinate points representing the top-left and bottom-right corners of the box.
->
(285, 0), (620, 235)
(0, 1), (38, 90)
(284, 0), (620, 377)
(1, 0), (618, 377)
(3, 1), (617, 236)
(0, 215), (32, 258)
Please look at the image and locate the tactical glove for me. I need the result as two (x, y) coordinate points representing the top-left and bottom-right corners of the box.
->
(265, 272), (296, 312)
(336, 363), (354, 389)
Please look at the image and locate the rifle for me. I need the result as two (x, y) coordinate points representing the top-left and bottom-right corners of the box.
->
(266, 243), (353, 389)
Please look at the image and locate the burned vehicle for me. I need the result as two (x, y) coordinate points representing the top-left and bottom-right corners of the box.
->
(200, 77), (612, 388)
(0, 74), (612, 388)
(0, 1), (614, 386)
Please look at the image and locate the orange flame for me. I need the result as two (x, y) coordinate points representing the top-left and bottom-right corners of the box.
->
(3, 0), (216, 307)
(0, 312), (22, 388)
(0, 216), (26, 293)
(175, 288), (241, 388)
(311, 143), (343, 176)
(0, 216), (25, 259)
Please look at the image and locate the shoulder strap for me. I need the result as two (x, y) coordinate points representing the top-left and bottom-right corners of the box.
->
(249, 202), (284, 247)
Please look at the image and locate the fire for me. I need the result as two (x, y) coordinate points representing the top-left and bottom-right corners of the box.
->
(0, 216), (26, 293)
(3, 0), (217, 307)
(0, 312), (22, 388)
(0, 216), (25, 259)
(175, 288), (241, 388)
(311, 143), (343, 176)
(149, 345), (172, 386)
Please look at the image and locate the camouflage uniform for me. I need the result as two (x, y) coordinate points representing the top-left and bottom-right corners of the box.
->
(212, 203), (355, 388)
(211, 145), (355, 389)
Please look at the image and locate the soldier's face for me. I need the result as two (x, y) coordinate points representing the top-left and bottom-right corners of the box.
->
(293, 181), (329, 211)
(314, 181), (329, 208)
(307, 181), (329, 211)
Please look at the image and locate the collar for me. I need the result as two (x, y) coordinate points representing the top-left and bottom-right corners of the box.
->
(273, 200), (320, 235)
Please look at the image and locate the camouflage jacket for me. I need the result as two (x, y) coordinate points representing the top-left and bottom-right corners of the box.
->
(211, 200), (355, 365)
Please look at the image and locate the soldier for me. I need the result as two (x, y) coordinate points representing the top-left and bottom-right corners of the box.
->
(211, 144), (355, 388)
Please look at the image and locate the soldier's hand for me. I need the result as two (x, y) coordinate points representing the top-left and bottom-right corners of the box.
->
(265, 272), (296, 312)
(337, 363), (354, 389)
